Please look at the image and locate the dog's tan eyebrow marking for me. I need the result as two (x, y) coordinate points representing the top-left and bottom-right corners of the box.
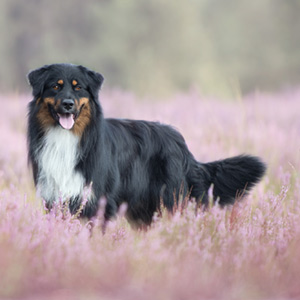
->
(72, 80), (78, 86)
(57, 79), (64, 85)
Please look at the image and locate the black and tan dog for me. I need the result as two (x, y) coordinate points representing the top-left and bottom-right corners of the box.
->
(27, 63), (266, 225)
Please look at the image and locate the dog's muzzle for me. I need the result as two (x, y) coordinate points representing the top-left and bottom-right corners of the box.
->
(57, 99), (76, 130)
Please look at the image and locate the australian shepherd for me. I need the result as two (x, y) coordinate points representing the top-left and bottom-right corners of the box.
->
(27, 63), (266, 226)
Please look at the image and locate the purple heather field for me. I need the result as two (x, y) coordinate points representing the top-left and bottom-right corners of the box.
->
(0, 89), (300, 300)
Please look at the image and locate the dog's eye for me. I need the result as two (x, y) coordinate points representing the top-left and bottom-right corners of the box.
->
(52, 85), (60, 91)
(74, 85), (82, 91)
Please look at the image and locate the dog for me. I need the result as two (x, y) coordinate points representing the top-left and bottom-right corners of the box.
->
(27, 63), (266, 226)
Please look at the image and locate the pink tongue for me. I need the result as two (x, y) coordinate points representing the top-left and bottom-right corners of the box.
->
(58, 114), (74, 130)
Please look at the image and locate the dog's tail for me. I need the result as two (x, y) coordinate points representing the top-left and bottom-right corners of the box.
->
(191, 155), (266, 206)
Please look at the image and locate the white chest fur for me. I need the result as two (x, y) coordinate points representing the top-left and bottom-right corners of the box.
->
(36, 127), (85, 204)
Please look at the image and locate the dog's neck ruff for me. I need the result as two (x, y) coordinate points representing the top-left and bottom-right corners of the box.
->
(36, 126), (85, 205)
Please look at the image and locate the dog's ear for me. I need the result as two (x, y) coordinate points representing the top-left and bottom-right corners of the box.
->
(27, 65), (50, 97)
(78, 65), (104, 99)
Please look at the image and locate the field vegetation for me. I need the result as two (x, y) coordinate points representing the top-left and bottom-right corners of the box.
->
(0, 90), (299, 299)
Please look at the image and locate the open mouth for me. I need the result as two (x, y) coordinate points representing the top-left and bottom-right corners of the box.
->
(48, 101), (85, 130)
(57, 113), (76, 130)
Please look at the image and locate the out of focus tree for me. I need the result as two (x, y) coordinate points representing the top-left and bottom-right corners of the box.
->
(0, 0), (299, 97)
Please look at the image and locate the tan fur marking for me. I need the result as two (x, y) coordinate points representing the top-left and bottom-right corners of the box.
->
(72, 97), (91, 136)
(57, 79), (64, 85)
(72, 80), (78, 86)
(54, 99), (61, 111)
(44, 97), (55, 105)
(79, 97), (89, 106)
(36, 98), (56, 129)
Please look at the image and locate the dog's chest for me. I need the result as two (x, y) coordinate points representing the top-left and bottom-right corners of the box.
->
(36, 127), (85, 204)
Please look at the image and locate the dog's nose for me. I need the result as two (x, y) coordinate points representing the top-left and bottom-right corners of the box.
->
(62, 99), (74, 111)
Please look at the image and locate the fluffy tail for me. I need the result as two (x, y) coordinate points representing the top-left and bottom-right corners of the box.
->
(201, 155), (266, 206)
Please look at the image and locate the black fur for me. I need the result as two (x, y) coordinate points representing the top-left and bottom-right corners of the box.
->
(27, 63), (266, 226)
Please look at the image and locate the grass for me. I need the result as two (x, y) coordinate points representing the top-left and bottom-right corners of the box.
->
(0, 89), (299, 299)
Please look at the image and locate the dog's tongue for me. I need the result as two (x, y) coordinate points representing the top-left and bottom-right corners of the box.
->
(58, 114), (74, 130)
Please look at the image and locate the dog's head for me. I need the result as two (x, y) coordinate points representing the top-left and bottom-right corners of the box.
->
(28, 64), (103, 135)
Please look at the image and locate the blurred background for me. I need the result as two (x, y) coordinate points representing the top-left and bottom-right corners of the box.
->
(1, 0), (300, 98)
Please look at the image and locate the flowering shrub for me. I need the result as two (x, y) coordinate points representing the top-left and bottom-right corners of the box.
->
(0, 90), (300, 299)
